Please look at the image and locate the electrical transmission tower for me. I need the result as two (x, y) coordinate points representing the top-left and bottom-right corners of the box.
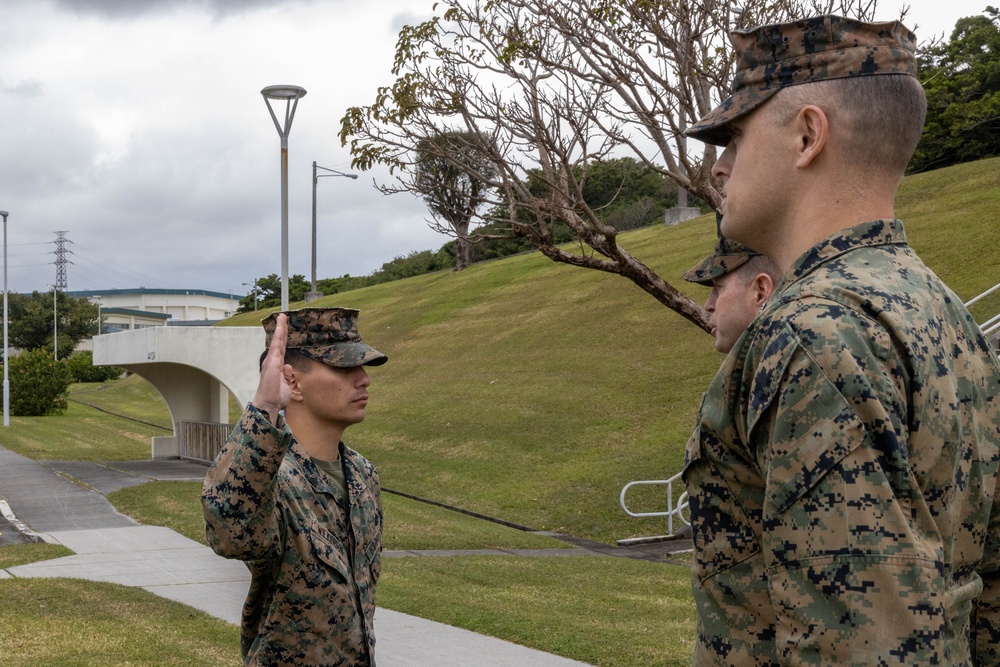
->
(54, 231), (71, 291)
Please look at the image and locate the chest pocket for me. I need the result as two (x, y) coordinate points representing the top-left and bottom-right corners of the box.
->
(307, 519), (352, 582)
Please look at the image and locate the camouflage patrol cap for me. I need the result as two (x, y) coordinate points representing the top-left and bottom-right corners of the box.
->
(262, 307), (387, 368)
(683, 235), (761, 286)
(686, 15), (918, 145)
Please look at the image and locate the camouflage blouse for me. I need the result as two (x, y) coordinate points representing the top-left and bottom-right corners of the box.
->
(685, 219), (1000, 666)
(203, 406), (382, 666)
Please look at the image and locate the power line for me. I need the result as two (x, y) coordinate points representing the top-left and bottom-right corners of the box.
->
(69, 241), (171, 289)
(7, 261), (53, 269)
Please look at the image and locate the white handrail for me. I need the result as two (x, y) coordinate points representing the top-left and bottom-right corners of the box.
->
(619, 471), (690, 536)
(965, 282), (1000, 308)
(979, 312), (1000, 337)
(964, 282), (1000, 339)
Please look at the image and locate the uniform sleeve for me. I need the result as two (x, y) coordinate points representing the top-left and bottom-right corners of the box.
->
(746, 302), (952, 665)
(202, 404), (292, 561)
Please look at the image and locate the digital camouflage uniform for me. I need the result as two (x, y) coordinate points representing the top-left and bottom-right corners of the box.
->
(685, 220), (1000, 665)
(682, 16), (1000, 666)
(203, 307), (386, 667)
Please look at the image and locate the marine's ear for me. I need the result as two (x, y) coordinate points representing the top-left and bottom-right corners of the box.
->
(793, 104), (829, 169)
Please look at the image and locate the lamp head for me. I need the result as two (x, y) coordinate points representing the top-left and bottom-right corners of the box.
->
(260, 85), (307, 100)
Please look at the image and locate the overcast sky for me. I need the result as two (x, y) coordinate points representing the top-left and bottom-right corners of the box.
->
(0, 0), (989, 297)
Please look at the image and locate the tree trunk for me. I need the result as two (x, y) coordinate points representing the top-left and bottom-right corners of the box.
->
(454, 236), (472, 271)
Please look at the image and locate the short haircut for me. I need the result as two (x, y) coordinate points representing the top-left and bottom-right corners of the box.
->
(733, 255), (782, 286)
(739, 254), (783, 284)
(284, 349), (315, 372)
(765, 74), (927, 176)
(257, 348), (317, 372)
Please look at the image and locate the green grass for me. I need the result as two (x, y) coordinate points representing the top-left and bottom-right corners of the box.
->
(0, 579), (240, 666)
(224, 226), (718, 544)
(68, 375), (242, 428)
(68, 375), (173, 429)
(0, 393), (161, 461)
(383, 493), (575, 550)
(218, 156), (1000, 544)
(380, 556), (696, 667)
(0, 557), (693, 667)
(108, 479), (574, 551)
(895, 158), (1000, 324)
(0, 543), (73, 569)
(106, 482), (209, 544)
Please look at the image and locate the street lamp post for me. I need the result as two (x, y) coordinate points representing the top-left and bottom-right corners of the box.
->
(308, 162), (358, 302)
(50, 285), (58, 361)
(1, 210), (8, 427)
(261, 84), (307, 312)
(242, 280), (259, 311)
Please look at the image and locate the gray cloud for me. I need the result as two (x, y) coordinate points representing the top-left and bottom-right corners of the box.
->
(50, 0), (315, 19)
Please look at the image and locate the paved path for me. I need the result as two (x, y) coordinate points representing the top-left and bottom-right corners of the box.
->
(0, 447), (593, 666)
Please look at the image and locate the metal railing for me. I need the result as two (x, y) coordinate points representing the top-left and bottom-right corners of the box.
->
(619, 470), (690, 537)
(179, 420), (234, 465)
(965, 281), (1000, 337)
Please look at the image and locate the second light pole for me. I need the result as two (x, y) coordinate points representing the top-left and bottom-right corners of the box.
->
(49, 285), (58, 361)
(308, 162), (358, 302)
(261, 84), (307, 312)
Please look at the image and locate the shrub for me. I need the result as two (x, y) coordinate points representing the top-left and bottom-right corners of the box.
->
(7, 349), (74, 416)
(67, 350), (123, 383)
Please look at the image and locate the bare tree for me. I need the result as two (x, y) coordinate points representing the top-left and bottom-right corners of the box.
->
(340, 0), (902, 332)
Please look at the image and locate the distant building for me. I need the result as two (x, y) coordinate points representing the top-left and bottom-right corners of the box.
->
(66, 288), (243, 333)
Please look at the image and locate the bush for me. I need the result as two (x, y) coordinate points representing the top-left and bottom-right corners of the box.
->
(7, 349), (74, 416)
(67, 350), (123, 383)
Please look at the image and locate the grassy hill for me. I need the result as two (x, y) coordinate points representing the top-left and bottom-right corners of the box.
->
(221, 157), (1000, 544)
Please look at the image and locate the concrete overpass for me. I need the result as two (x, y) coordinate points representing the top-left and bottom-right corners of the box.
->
(93, 327), (262, 460)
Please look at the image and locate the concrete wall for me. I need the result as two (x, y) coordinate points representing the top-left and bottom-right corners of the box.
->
(93, 327), (263, 458)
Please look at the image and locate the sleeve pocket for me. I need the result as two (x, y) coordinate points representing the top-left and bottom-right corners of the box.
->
(363, 523), (381, 565)
(757, 336), (867, 514)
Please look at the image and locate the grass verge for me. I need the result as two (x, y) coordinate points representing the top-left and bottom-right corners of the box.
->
(0, 543), (73, 569)
(0, 578), (240, 667)
(380, 555), (696, 667)
(0, 394), (160, 462)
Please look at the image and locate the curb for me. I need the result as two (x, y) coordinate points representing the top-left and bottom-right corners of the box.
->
(0, 500), (44, 544)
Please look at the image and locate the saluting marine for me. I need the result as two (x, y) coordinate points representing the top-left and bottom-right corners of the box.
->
(203, 307), (386, 667)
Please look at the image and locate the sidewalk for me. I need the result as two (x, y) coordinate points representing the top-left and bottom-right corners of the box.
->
(0, 446), (593, 666)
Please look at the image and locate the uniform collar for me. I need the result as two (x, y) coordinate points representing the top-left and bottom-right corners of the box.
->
(288, 438), (368, 503)
(780, 219), (908, 290)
